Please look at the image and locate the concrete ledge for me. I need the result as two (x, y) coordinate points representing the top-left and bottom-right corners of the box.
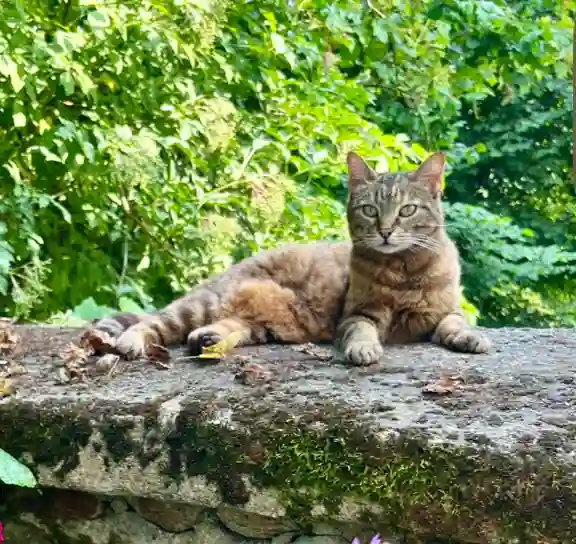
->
(1, 326), (576, 543)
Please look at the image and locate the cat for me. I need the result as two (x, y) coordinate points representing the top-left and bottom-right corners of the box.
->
(90, 151), (490, 365)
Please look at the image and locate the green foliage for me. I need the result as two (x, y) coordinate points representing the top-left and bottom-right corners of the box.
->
(0, 448), (37, 488)
(446, 204), (576, 326)
(0, 0), (424, 322)
(0, 0), (572, 327)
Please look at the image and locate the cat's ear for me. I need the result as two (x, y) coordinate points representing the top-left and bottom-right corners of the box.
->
(347, 152), (377, 189)
(413, 152), (444, 194)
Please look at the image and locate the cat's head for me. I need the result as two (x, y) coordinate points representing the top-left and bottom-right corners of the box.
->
(346, 152), (445, 255)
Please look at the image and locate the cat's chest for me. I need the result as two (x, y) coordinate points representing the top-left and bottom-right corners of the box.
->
(366, 273), (456, 312)
(372, 282), (431, 311)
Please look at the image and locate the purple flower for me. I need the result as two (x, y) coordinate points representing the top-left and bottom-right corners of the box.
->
(351, 536), (381, 544)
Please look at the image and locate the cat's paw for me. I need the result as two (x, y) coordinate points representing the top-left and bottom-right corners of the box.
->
(187, 328), (223, 355)
(343, 340), (384, 366)
(115, 325), (152, 360)
(442, 329), (491, 354)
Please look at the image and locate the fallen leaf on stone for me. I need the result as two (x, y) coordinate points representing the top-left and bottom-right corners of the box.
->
(146, 344), (171, 368)
(0, 321), (19, 355)
(234, 362), (272, 385)
(58, 344), (88, 382)
(66, 363), (87, 381)
(422, 375), (463, 396)
(0, 378), (14, 397)
(59, 343), (90, 366)
(79, 328), (116, 355)
(198, 331), (244, 360)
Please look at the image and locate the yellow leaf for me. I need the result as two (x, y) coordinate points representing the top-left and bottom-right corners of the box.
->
(0, 378), (14, 398)
(198, 331), (244, 360)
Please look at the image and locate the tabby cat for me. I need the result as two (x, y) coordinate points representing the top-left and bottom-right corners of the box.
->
(92, 151), (490, 365)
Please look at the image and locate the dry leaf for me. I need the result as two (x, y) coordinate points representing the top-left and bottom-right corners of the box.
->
(198, 331), (244, 360)
(79, 328), (116, 354)
(59, 343), (90, 365)
(146, 344), (172, 370)
(146, 344), (171, 368)
(0, 321), (20, 355)
(422, 375), (463, 396)
(234, 362), (272, 385)
(58, 343), (88, 382)
(0, 378), (14, 397)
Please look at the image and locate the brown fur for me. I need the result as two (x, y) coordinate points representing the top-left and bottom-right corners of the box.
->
(91, 152), (490, 364)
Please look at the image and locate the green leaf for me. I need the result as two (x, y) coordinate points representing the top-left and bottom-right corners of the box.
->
(12, 112), (26, 127)
(118, 296), (145, 314)
(0, 247), (13, 274)
(136, 254), (150, 272)
(29, 146), (62, 163)
(115, 125), (132, 140)
(87, 10), (110, 29)
(71, 297), (114, 321)
(0, 276), (8, 296)
(60, 72), (75, 95)
(270, 33), (287, 55)
(3, 161), (21, 182)
(0, 448), (37, 488)
(0, 55), (24, 93)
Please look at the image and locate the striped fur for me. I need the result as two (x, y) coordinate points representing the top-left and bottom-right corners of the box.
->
(334, 151), (490, 364)
(94, 242), (351, 359)
(91, 152), (490, 363)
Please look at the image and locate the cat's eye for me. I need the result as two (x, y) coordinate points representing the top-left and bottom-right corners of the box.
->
(399, 204), (417, 217)
(362, 205), (378, 218)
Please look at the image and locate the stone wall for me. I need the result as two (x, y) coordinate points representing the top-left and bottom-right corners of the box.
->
(1, 325), (576, 544)
(1, 487), (383, 544)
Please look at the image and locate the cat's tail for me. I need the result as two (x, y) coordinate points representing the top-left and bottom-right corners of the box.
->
(89, 288), (222, 359)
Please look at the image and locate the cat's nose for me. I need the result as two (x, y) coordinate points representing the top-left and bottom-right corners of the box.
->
(379, 229), (394, 242)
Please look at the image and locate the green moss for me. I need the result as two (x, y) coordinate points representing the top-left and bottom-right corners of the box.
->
(162, 402), (576, 543)
(253, 422), (575, 543)
(0, 403), (92, 476)
(3, 397), (574, 542)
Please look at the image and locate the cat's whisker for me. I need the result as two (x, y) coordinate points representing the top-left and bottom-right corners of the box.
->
(408, 237), (442, 255)
(416, 241), (442, 253)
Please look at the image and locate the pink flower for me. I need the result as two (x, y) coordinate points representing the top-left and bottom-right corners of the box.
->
(0, 520), (4, 542)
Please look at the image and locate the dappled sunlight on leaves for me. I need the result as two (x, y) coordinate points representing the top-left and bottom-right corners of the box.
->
(0, 0), (570, 329)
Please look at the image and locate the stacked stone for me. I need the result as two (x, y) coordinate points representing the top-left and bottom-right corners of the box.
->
(1, 489), (398, 544)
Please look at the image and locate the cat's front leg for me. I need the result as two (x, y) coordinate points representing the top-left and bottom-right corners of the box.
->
(432, 311), (491, 353)
(335, 315), (388, 366)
